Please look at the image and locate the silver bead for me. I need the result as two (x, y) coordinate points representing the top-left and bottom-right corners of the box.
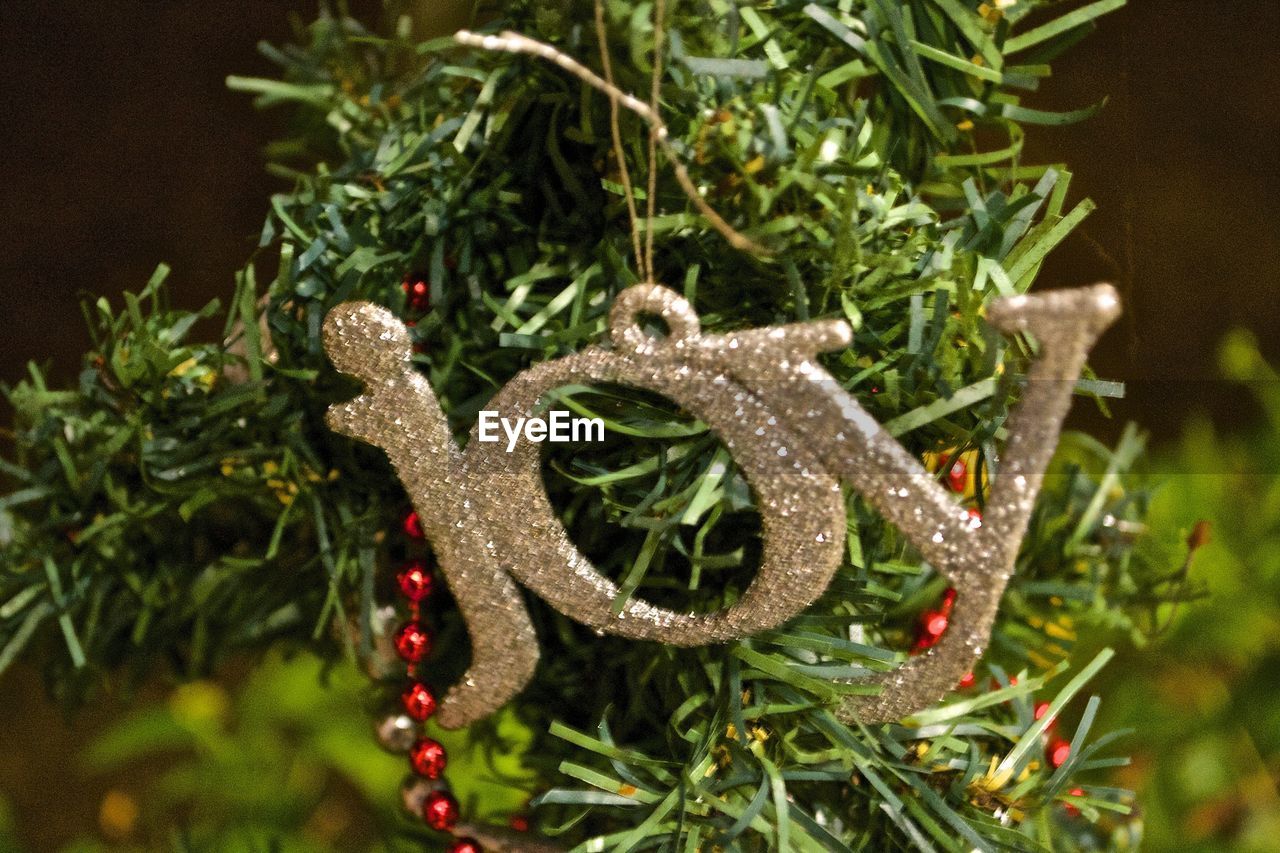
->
(374, 713), (418, 753)
(400, 775), (442, 816)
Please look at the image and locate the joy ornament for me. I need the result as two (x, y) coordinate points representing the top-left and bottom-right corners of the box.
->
(322, 282), (1120, 728)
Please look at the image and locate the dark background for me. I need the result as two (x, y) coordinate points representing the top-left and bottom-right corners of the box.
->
(0, 1), (1276, 848)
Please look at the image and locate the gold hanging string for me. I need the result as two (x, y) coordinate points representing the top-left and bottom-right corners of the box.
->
(455, 29), (770, 257)
(643, 0), (667, 282)
(592, 0), (647, 282)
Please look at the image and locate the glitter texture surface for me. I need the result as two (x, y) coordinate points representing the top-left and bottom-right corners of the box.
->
(323, 282), (1118, 727)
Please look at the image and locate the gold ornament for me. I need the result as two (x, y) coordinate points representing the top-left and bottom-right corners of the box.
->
(323, 282), (1119, 727)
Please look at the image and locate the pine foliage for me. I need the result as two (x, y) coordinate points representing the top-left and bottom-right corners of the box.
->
(0, 1), (1188, 849)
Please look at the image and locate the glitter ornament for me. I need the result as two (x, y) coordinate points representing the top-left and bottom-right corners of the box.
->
(409, 736), (448, 779)
(394, 622), (432, 663)
(397, 560), (435, 602)
(422, 790), (460, 831)
(323, 281), (1120, 726)
(402, 682), (438, 721)
(375, 713), (419, 753)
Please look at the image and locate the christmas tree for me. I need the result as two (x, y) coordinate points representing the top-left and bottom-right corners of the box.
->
(0, 0), (1191, 849)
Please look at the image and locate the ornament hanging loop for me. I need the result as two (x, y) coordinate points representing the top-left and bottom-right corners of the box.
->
(609, 283), (701, 352)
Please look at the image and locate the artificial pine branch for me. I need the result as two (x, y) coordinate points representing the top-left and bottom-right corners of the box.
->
(0, 1), (1185, 848)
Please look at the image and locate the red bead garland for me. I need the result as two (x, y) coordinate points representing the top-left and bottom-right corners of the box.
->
(410, 736), (448, 779)
(403, 274), (431, 313)
(1037, 699), (1070, 767)
(1064, 786), (1085, 817)
(1048, 738), (1072, 768)
(422, 790), (461, 831)
(394, 621), (433, 663)
(397, 559), (435, 602)
(911, 587), (957, 653)
(386, 532), (473, 835)
(402, 682), (438, 721)
(403, 510), (425, 539)
(380, 291), (483, 845)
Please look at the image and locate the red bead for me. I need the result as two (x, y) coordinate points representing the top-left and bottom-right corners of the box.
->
(404, 320), (428, 355)
(394, 622), (432, 664)
(402, 682), (438, 721)
(947, 457), (968, 492)
(397, 560), (435, 602)
(912, 587), (961, 652)
(403, 511), (425, 539)
(957, 671), (976, 689)
(966, 506), (983, 526)
(1048, 738), (1071, 768)
(1064, 787), (1085, 817)
(403, 275), (431, 313)
(939, 587), (957, 614)
(509, 815), (529, 832)
(422, 790), (460, 831)
(410, 737), (448, 779)
(448, 838), (482, 853)
(1034, 701), (1052, 722)
(911, 610), (948, 653)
